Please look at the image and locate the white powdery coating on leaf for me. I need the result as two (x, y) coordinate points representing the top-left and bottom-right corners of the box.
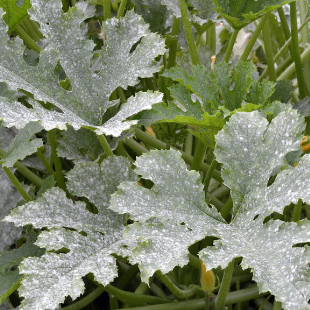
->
(0, 4), (166, 136)
(19, 228), (120, 310)
(97, 91), (164, 136)
(4, 187), (123, 235)
(110, 149), (222, 281)
(67, 155), (137, 213)
(122, 222), (201, 283)
(214, 108), (304, 214)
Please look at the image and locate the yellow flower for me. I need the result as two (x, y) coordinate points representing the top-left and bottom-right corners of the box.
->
(200, 260), (216, 294)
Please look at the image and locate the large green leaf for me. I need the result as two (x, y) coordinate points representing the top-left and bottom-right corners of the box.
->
(213, 0), (296, 30)
(0, 2), (165, 136)
(4, 156), (136, 309)
(110, 108), (310, 310)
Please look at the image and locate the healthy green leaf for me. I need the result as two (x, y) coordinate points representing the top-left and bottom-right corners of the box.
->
(1, 122), (43, 168)
(0, 0), (31, 31)
(0, 237), (44, 273)
(0, 269), (22, 303)
(213, 0), (296, 30)
(110, 108), (310, 310)
(4, 156), (136, 309)
(0, 3), (165, 136)
(57, 127), (104, 162)
(138, 61), (273, 148)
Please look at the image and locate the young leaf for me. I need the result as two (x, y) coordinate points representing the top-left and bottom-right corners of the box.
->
(213, 0), (296, 30)
(4, 156), (136, 309)
(0, 0), (31, 31)
(0, 2), (165, 136)
(110, 108), (310, 310)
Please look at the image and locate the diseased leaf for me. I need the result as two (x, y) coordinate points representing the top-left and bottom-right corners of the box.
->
(4, 156), (136, 309)
(1, 122), (43, 168)
(0, 230), (45, 303)
(66, 156), (138, 214)
(0, 3), (165, 136)
(214, 109), (305, 216)
(110, 108), (310, 310)
(110, 149), (223, 282)
(213, 0), (296, 30)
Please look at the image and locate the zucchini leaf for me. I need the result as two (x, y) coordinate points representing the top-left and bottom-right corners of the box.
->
(4, 156), (137, 310)
(110, 108), (310, 309)
(213, 0), (296, 30)
(0, 0), (31, 31)
(1, 122), (43, 168)
(0, 1), (165, 136)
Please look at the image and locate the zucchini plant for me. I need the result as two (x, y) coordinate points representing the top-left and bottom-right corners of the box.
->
(1, 0), (310, 309)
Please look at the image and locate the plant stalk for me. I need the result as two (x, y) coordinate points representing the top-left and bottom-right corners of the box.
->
(14, 25), (42, 53)
(120, 286), (263, 310)
(203, 156), (217, 193)
(168, 17), (181, 69)
(179, 0), (199, 65)
(262, 13), (276, 81)
(103, 0), (111, 20)
(215, 259), (234, 310)
(0, 148), (43, 187)
(191, 141), (207, 171)
(2, 166), (32, 202)
(241, 14), (268, 61)
(117, 0), (127, 18)
(290, 1), (308, 98)
(61, 286), (105, 310)
(224, 30), (239, 63)
(48, 130), (66, 190)
(97, 134), (114, 156)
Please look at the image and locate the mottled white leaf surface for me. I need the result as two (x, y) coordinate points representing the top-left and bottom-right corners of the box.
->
(4, 157), (136, 310)
(0, 3), (165, 136)
(67, 156), (137, 213)
(1, 122), (43, 167)
(110, 149), (222, 282)
(214, 109), (304, 215)
(111, 108), (310, 310)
